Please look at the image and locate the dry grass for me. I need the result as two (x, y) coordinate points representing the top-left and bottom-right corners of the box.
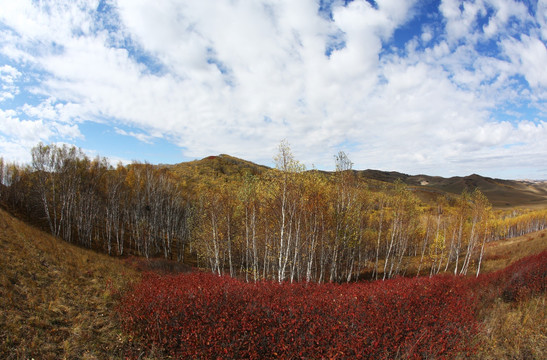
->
(478, 229), (547, 274)
(473, 295), (546, 360)
(469, 230), (547, 360)
(0, 207), (141, 359)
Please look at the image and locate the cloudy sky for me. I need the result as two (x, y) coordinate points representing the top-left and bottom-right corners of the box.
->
(1, 0), (546, 179)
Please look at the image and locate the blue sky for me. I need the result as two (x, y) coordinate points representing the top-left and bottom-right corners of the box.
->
(1, 0), (546, 179)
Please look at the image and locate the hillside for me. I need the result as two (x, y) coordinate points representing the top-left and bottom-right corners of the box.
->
(118, 240), (546, 359)
(0, 207), (140, 359)
(163, 154), (547, 208)
(1, 144), (546, 358)
(405, 174), (547, 209)
(1, 204), (546, 359)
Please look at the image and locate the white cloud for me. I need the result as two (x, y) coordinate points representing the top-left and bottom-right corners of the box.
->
(0, 0), (545, 179)
(502, 35), (547, 89)
(440, 0), (532, 43)
(0, 65), (20, 82)
(440, 0), (485, 44)
(115, 127), (155, 144)
(538, 0), (547, 41)
(0, 106), (80, 142)
(0, 108), (52, 142)
(421, 25), (433, 43)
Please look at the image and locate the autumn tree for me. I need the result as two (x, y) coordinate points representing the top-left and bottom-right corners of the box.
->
(459, 189), (491, 275)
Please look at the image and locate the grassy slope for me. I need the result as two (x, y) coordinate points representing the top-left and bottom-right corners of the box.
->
(474, 295), (546, 360)
(472, 229), (547, 360)
(479, 230), (547, 273)
(0, 207), (139, 359)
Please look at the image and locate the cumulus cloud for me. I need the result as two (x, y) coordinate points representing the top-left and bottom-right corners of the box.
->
(0, 106), (81, 162)
(0, 0), (546, 178)
(503, 35), (547, 89)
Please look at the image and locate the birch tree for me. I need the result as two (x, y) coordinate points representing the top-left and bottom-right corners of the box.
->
(273, 140), (304, 282)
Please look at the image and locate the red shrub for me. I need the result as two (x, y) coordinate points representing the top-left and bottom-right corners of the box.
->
(118, 252), (547, 358)
(474, 250), (547, 303)
(118, 273), (479, 359)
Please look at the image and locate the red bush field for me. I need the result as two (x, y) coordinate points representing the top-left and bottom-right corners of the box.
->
(118, 251), (546, 359)
(474, 250), (547, 304)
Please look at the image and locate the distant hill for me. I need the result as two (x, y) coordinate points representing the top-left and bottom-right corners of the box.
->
(165, 154), (269, 180)
(356, 171), (547, 209)
(164, 155), (547, 209)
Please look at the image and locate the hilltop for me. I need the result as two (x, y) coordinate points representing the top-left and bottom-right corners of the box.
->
(163, 154), (547, 209)
(165, 154), (269, 179)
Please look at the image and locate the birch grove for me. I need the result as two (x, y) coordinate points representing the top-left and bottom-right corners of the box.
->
(1, 143), (546, 282)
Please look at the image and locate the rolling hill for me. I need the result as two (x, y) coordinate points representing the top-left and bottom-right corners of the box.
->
(164, 155), (547, 209)
(357, 170), (547, 208)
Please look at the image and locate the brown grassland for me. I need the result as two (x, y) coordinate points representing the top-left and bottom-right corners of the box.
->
(0, 205), (545, 359)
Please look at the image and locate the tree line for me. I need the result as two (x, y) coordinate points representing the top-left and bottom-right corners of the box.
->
(0, 144), (192, 262)
(1, 142), (546, 282)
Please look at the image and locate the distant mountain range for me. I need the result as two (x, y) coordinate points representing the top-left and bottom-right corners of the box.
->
(357, 170), (547, 209)
(164, 155), (547, 209)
